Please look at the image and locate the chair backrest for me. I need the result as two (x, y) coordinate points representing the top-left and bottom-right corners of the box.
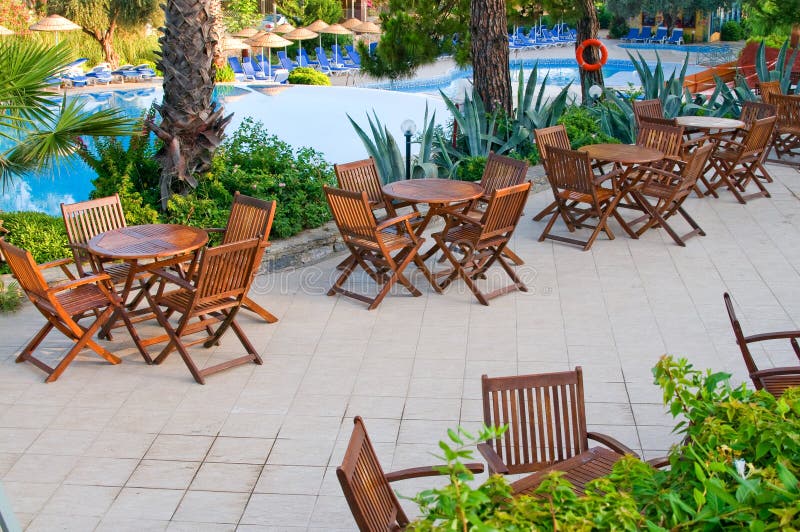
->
(221, 192), (276, 247)
(482, 368), (589, 475)
(639, 27), (652, 39)
(480, 152), (529, 196)
(315, 47), (331, 66)
(545, 146), (597, 199)
(338, 416), (408, 532)
(740, 116), (777, 155)
(638, 115), (678, 128)
(758, 80), (781, 104)
(636, 121), (685, 159)
(479, 182), (531, 240)
(739, 101), (776, 129)
(533, 124), (570, 172)
(653, 27), (667, 40)
(241, 59), (258, 78)
(0, 239), (50, 302)
(771, 94), (800, 129)
(334, 158), (385, 206)
(723, 292), (760, 377)
(668, 29), (683, 42)
(227, 56), (244, 74)
(193, 237), (261, 305)
(324, 186), (379, 245)
(633, 99), (664, 129)
(61, 194), (126, 273)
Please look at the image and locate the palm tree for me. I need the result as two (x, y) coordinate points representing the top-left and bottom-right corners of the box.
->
(0, 40), (137, 187)
(147, 0), (232, 209)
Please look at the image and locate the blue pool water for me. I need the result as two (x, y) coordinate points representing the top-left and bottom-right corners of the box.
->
(0, 85), (449, 214)
(368, 58), (705, 93)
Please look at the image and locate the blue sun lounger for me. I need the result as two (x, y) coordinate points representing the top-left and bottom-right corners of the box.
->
(620, 28), (639, 42)
(649, 27), (668, 44)
(315, 47), (350, 74)
(344, 45), (362, 67)
(634, 27), (652, 43)
(666, 28), (684, 45)
(227, 57), (249, 81)
(276, 51), (297, 72)
(242, 58), (268, 80)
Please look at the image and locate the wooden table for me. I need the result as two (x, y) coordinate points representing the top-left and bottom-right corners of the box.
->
(510, 447), (624, 496)
(382, 179), (484, 259)
(675, 116), (744, 132)
(87, 224), (209, 361)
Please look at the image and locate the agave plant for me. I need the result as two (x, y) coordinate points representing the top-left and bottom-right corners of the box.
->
(513, 63), (573, 131)
(755, 40), (800, 95)
(348, 104), (438, 183)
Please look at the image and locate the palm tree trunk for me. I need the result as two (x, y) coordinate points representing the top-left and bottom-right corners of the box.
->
(470, 0), (511, 114)
(147, 0), (233, 209)
(576, 0), (603, 104)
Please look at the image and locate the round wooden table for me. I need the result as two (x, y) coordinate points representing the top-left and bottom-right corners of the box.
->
(87, 224), (209, 360)
(577, 143), (663, 165)
(675, 116), (744, 131)
(382, 178), (484, 260)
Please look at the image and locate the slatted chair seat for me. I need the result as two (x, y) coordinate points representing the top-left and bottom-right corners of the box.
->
(724, 292), (800, 397)
(0, 239), (142, 383)
(433, 182), (531, 306)
(479, 368), (637, 485)
(348, 232), (414, 251)
(559, 187), (614, 203)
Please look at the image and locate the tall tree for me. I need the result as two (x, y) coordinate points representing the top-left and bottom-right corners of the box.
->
(48, 0), (161, 68)
(471, 0), (511, 113)
(146, 0), (232, 209)
(640, 0), (731, 32)
(743, 0), (800, 39)
(574, 0), (603, 102)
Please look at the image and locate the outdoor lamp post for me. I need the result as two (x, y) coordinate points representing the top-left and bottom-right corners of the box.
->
(401, 119), (417, 180)
(588, 84), (603, 105)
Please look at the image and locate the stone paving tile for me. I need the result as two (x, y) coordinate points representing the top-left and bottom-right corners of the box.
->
(0, 161), (798, 528)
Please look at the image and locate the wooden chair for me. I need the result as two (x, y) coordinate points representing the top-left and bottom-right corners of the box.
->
(724, 292), (800, 397)
(324, 186), (437, 310)
(538, 146), (622, 251)
(206, 192), (278, 323)
(636, 121), (685, 170)
(757, 80), (782, 104)
(144, 238), (264, 384)
(532, 125), (572, 222)
(479, 369), (637, 488)
(433, 182), (530, 305)
(737, 101), (777, 182)
(338, 416), (484, 532)
(633, 99), (664, 129)
(770, 94), (800, 161)
(0, 239), (137, 382)
(706, 116), (777, 203)
(61, 194), (129, 282)
(626, 143), (714, 246)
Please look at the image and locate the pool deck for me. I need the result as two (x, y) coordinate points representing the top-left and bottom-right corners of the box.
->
(1, 157), (799, 530)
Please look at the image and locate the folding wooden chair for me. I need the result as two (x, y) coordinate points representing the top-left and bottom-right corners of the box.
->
(757, 80), (781, 104)
(479, 368), (637, 492)
(737, 101), (777, 182)
(636, 120), (686, 174)
(724, 292), (800, 397)
(633, 98), (664, 129)
(532, 125), (571, 222)
(206, 192), (277, 323)
(433, 182), (530, 305)
(324, 186), (437, 310)
(145, 238), (264, 384)
(0, 239), (137, 383)
(706, 116), (777, 203)
(338, 416), (483, 532)
(538, 146), (621, 251)
(626, 143), (714, 246)
(770, 94), (800, 161)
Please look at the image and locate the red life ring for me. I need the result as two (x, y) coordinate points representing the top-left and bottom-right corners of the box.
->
(576, 39), (608, 72)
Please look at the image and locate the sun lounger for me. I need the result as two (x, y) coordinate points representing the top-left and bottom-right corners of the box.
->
(272, 69), (289, 84)
(332, 45), (358, 68)
(134, 64), (157, 79)
(300, 48), (319, 67)
(61, 72), (88, 87)
(620, 28), (639, 42)
(315, 47), (350, 74)
(344, 45), (362, 67)
(112, 64), (142, 82)
(666, 28), (683, 45)
(242, 58), (268, 80)
(276, 51), (296, 72)
(649, 26), (668, 44)
(634, 27), (652, 42)
(227, 56), (249, 81)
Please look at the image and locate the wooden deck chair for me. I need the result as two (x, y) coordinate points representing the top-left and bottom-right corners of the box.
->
(145, 238), (264, 384)
(706, 116), (777, 203)
(0, 239), (137, 382)
(479, 369), (637, 490)
(757, 80), (781, 104)
(433, 182), (530, 305)
(532, 125), (571, 222)
(324, 186), (437, 310)
(626, 143), (714, 246)
(770, 94), (800, 161)
(538, 146), (621, 251)
(636, 120), (685, 169)
(633, 99), (664, 129)
(338, 416), (483, 532)
(206, 192), (277, 323)
(737, 101), (777, 182)
(724, 292), (800, 397)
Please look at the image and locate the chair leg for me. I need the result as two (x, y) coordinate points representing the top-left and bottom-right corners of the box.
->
(368, 242), (422, 310)
(16, 322), (54, 364)
(532, 199), (557, 221)
(46, 308), (120, 383)
(241, 296), (279, 323)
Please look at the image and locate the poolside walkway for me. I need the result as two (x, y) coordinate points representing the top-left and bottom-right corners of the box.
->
(1, 159), (799, 530)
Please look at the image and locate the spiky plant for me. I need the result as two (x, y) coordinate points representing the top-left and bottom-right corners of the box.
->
(147, 0), (233, 209)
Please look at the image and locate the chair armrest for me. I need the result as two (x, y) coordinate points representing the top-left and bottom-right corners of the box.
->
(48, 272), (111, 293)
(743, 331), (800, 344)
(636, 166), (683, 185)
(204, 227), (226, 235)
(477, 442), (509, 475)
(442, 210), (483, 228)
(147, 268), (195, 291)
(375, 212), (419, 231)
(39, 257), (74, 270)
(751, 366), (800, 379)
(646, 455), (670, 468)
(384, 463), (484, 483)
(587, 432), (639, 457)
(713, 138), (746, 151)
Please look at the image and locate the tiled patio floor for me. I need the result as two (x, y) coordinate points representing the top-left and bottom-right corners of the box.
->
(2, 162), (800, 530)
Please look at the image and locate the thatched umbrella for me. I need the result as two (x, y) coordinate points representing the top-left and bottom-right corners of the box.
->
(353, 21), (380, 34)
(283, 27), (318, 63)
(0, 25), (14, 36)
(320, 24), (352, 61)
(30, 14), (80, 44)
(341, 18), (363, 30)
(220, 35), (250, 51)
(245, 31), (292, 77)
(273, 23), (296, 56)
(305, 19), (329, 49)
(233, 27), (259, 38)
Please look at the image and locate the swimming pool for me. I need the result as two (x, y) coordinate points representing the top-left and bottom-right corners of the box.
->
(0, 85), (449, 215)
(368, 58), (705, 93)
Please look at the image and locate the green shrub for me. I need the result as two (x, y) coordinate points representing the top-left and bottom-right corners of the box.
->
(596, 5), (612, 29)
(216, 64), (236, 82)
(557, 105), (619, 149)
(721, 20), (745, 41)
(0, 280), (22, 313)
(608, 17), (630, 39)
(0, 212), (70, 274)
(409, 356), (800, 530)
(288, 67), (331, 85)
(456, 155), (486, 181)
(165, 118), (336, 239)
